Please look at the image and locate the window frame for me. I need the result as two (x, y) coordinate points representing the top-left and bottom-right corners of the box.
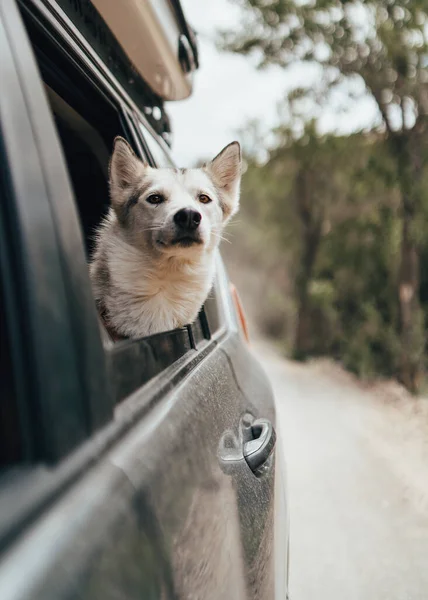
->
(132, 112), (176, 168)
(16, 0), (226, 409)
(23, 12), (213, 403)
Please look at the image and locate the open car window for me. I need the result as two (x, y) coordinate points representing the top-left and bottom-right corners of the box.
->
(20, 3), (221, 407)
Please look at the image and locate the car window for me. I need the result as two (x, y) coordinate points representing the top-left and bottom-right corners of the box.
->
(21, 10), (215, 405)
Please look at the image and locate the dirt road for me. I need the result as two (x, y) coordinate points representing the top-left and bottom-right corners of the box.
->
(256, 344), (428, 600)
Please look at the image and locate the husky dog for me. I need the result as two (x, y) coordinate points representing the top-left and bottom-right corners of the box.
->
(90, 137), (241, 340)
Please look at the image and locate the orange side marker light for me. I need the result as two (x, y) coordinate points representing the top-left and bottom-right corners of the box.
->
(230, 283), (250, 344)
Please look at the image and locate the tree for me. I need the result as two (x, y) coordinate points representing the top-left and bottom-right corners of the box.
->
(219, 0), (428, 391)
(269, 124), (351, 358)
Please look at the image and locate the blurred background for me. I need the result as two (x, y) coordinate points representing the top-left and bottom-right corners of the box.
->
(169, 0), (428, 395)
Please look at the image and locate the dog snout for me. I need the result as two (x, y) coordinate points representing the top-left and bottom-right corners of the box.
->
(173, 208), (202, 231)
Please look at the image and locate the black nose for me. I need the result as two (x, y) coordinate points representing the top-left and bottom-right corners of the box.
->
(173, 208), (202, 231)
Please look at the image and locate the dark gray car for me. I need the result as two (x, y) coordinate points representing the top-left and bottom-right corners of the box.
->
(0, 0), (290, 598)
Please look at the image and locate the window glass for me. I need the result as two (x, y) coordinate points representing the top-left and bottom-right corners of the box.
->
(138, 121), (175, 168)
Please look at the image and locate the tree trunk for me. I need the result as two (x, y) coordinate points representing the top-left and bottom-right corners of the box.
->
(397, 210), (423, 393)
(292, 169), (323, 360)
(293, 226), (321, 359)
(391, 130), (425, 394)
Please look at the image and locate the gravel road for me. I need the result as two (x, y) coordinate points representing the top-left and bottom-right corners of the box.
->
(255, 343), (428, 600)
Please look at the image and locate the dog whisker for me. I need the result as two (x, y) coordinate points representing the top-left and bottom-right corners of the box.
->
(225, 219), (241, 228)
(211, 232), (232, 244)
(140, 225), (164, 232)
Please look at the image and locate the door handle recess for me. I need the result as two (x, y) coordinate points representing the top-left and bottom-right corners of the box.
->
(243, 418), (276, 472)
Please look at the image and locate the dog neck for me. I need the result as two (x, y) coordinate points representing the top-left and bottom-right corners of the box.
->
(91, 217), (217, 338)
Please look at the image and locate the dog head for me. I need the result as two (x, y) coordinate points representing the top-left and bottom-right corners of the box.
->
(108, 137), (241, 257)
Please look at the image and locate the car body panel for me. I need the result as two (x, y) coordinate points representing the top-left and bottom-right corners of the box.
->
(0, 338), (278, 600)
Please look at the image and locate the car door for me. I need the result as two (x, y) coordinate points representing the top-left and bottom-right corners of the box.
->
(133, 115), (287, 599)
(0, 2), (285, 599)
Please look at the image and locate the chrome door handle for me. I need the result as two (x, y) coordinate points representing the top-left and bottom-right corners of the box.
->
(243, 418), (276, 472)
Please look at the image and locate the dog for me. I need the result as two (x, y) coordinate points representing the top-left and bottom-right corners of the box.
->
(90, 136), (241, 340)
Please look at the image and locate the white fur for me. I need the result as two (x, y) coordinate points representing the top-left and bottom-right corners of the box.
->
(90, 138), (241, 339)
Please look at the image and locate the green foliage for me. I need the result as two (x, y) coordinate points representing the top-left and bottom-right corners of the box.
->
(227, 128), (420, 380)
(220, 0), (428, 390)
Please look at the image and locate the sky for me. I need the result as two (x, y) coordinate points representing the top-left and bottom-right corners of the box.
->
(166, 0), (286, 165)
(166, 0), (379, 166)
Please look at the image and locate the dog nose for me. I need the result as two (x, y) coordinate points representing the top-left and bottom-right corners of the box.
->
(174, 208), (202, 231)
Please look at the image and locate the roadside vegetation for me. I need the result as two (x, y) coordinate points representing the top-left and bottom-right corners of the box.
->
(219, 0), (428, 393)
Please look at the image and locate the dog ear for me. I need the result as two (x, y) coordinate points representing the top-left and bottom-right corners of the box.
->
(109, 136), (147, 191)
(206, 141), (241, 221)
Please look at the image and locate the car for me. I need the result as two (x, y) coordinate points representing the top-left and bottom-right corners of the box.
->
(0, 0), (289, 598)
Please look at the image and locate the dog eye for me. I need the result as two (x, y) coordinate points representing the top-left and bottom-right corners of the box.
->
(199, 194), (212, 204)
(146, 194), (165, 205)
